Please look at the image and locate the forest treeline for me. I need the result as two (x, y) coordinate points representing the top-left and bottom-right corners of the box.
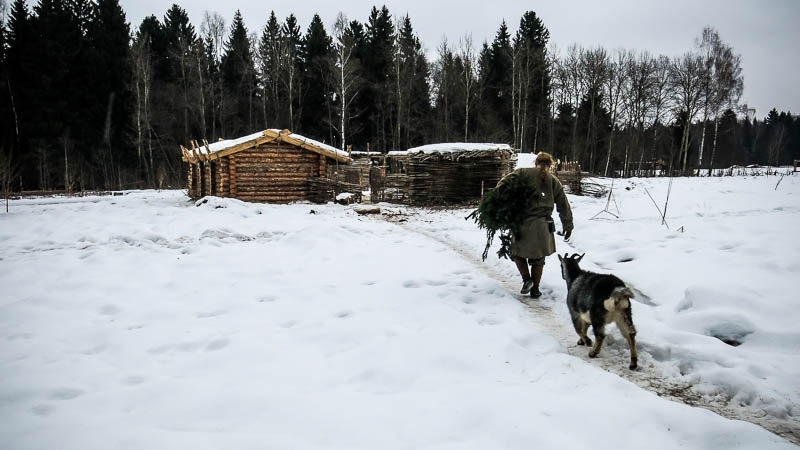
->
(0, 0), (798, 192)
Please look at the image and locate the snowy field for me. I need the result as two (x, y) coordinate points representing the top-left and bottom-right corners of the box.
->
(0, 170), (798, 449)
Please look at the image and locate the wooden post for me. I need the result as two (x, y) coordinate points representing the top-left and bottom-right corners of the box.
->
(187, 163), (193, 197)
(229, 155), (237, 197)
(204, 161), (211, 196)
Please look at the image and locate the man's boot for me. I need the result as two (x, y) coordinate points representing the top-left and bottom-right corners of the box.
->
(514, 257), (533, 294)
(530, 264), (544, 298)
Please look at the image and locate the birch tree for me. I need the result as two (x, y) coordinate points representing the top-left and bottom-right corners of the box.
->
(131, 28), (154, 185)
(457, 33), (477, 142)
(331, 12), (361, 151)
(200, 11), (225, 139)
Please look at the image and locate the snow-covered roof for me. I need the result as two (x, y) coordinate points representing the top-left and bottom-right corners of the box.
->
(388, 142), (513, 156)
(180, 129), (352, 164)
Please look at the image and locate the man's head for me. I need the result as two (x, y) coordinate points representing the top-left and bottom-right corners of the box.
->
(535, 152), (554, 168)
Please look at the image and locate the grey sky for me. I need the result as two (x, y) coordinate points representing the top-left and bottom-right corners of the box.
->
(121, 0), (799, 120)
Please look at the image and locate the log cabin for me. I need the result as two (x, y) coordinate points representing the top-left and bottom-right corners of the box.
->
(180, 129), (354, 203)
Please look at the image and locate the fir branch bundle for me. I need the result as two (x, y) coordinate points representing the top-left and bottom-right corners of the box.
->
(467, 173), (538, 261)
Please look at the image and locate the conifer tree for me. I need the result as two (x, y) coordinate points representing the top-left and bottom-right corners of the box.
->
(162, 5), (200, 144)
(394, 14), (431, 149)
(363, 6), (395, 151)
(257, 12), (282, 128)
(280, 14), (304, 131)
(512, 11), (550, 153)
(431, 38), (457, 142)
(479, 21), (513, 142)
(301, 14), (332, 142)
(89, 0), (133, 187)
(220, 10), (256, 137)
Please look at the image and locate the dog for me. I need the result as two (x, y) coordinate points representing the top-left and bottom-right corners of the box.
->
(558, 253), (638, 370)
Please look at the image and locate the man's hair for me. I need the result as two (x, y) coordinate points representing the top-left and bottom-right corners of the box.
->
(535, 152), (554, 167)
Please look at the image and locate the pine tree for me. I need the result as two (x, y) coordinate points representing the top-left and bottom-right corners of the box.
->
(479, 21), (513, 142)
(300, 14), (332, 142)
(362, 6), (395, 151)
(512, 11), (550, 153)
(279, 14), (304, 131)
(431, 39), (458, 142)
(394, 15), (431, 149)
(257, 12), (282, 128)
(342, 19), (368, 146)
(88, 0), (133, 187)
(162, 5), (200, 144)
(220, 10), (256, 137)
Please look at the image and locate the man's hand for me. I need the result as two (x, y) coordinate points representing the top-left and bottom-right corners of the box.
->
(563, 229), (572, 241)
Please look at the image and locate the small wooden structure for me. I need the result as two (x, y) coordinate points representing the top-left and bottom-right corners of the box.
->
(378, 143), (516, 205)
(180, 129), (355, 203)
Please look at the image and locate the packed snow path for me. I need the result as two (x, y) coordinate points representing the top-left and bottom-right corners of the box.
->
(380, 206), (800, 445)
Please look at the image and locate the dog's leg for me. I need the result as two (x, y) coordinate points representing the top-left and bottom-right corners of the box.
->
(588, 322), (606, 358)
(617, 310), (638, 370)
(571, 316), (590, 345)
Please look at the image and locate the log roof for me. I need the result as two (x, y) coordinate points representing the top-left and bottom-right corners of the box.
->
(181, 129), (353, 164)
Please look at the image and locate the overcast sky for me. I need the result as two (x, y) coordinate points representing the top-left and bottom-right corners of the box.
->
(119, 0), (799, 120)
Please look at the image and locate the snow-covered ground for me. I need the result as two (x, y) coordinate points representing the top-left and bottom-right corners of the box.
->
(1, 170), (798, 449)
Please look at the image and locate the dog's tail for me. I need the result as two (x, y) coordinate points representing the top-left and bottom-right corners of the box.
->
(605, 286), (634, 311)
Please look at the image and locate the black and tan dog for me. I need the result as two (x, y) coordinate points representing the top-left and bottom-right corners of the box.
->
(558, 253), (638, 370)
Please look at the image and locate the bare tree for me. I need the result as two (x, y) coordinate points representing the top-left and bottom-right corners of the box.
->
(693, 27), (727, 172)
(548, 43), (569, 157)
(458, 33), (477, 142)
(0, 146), (17, 212)
(563, 44), (584, 162)
(625, 51), (656, 176)
(332, 12), (361, 151)
(648, 55), (672, 174)
(669, 52), (705, 174)
(431, 37), (451, 141)
(602, 48), (631, 176)
(706, 39), (743, 175)
(282, 18), (302, 131)
(201, 11), (226, 139)
(131, 33), (154, 186)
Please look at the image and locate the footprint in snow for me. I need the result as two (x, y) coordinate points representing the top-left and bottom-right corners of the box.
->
(478, 316), (503, 326)
(205, 338), (229, 351)
(47, 388), (83, 401)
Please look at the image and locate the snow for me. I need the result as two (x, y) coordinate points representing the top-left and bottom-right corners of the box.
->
(391, 142), (513, 155)
(1, 172), (798, 449)
(192, 129), (350, 160)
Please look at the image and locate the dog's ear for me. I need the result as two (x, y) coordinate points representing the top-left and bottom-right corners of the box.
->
(577, 253), (585, 262)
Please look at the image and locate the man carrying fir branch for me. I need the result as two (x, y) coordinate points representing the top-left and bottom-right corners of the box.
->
(502, 152), (574, 298)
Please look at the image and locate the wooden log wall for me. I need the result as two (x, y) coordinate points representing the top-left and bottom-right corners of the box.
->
(223, 144), (325, 203)
(204, 161), (212, 196)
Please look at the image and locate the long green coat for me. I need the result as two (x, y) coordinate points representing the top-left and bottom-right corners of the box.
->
(500, 167), (574, 260)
